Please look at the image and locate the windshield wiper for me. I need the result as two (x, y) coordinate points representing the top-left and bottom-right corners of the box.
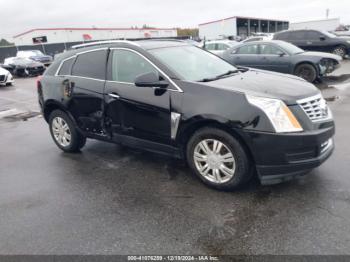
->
(198, 70), (239, 82)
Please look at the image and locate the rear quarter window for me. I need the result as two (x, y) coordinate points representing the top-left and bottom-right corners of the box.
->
(57, 57), (76, 76)
(71, 50), (107, 79)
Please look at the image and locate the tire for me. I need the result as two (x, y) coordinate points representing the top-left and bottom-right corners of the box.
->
(332, 46), (347, 58)
(294, 63), (317, 83)
(186, 127), (253, 191)
(49, 110), (86, 153)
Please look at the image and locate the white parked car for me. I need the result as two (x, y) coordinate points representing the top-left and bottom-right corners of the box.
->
(0, 67), (14, 86)
(16, 50), (53, 66)
(203, 40), (239, 57)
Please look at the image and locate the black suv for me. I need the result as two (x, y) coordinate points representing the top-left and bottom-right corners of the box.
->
(38, 40), (335, 190)
(274, 29), (350, 58)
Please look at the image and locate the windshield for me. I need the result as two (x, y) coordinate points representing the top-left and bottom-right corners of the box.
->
(31, 50), (44, 55)
(321, 31), (337, 38)
(18, 50), (44, 57)
(149, 45), (237, 82)
(277, 41), (304, 54)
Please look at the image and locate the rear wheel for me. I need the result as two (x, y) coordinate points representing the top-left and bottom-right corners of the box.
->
(186, 128), (253, 190)
(49, 110), (86, 153)
(332, 46), (347, 58)
(294, 63), (317, 83)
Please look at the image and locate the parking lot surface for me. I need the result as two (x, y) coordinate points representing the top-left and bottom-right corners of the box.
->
(0, 61), (350, 255)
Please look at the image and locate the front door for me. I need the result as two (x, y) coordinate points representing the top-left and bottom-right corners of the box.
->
(104, 48), (172, 146)
(258, 43), (291, 73)
(229, 43), (261, 69)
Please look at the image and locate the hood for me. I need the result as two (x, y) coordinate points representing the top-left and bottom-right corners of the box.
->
(13, 59), (44, 67)
(30, 55), (52, 61)
(202, 68), (320, 105)
(0, 67), (10, 75)
(337, 36), (350, 41)
(297, 51), (342, 61)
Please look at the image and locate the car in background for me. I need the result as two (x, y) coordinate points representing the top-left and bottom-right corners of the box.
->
(243, 33), (274, 43)
(2, 57), (46, 77)
(222, 40), (341, 82)
(273, 30), (350, 58)
(203, 40), (239, 57)
(17, 50), (53, 66)
(0, 67), (14, 86)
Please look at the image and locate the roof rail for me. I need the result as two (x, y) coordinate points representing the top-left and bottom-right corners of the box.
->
(71, 40), (139, 49)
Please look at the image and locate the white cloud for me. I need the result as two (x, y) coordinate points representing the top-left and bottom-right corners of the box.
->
(1, 0), (349, 40)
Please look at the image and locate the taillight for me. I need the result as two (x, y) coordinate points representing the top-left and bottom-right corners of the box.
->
(37, 75), (43, 96)
(36, 75), (43, 89)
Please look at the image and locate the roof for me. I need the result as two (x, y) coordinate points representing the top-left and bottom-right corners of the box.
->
(13, 27), (176, 38)
(199, 16), (289, 26)
(291, 18), (340, 25)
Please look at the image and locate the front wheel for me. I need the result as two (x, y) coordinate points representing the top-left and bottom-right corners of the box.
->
(186, 128), (253, 190)
(49, 110), (86, 153)
(332, 46), (347, 58)
(294, 63), (317, 83)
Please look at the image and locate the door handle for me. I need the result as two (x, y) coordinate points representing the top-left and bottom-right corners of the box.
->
(108, 93), (120, 99)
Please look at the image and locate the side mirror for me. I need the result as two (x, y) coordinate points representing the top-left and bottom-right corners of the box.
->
(320, 36), (326, 41)
(277, 51), (286, 57)
(134, 72), (169, 88)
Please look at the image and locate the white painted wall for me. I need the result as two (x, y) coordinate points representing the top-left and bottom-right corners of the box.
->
(199, 18), (237, 40)
(290, 18), (340, 31)
(13, 29), (178, 46)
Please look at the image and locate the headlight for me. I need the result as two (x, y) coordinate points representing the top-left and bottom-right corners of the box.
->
(347, 40), (350, 44)
(246, 95), (303, 133)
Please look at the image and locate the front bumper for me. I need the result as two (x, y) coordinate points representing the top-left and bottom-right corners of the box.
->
(236, 125), (335, 185)
(0, 74), (14, 85)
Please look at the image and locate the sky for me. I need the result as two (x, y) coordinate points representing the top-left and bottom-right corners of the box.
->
(1, 0), (349, 40)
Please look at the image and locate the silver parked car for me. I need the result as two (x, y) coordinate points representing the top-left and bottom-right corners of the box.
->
(203, 40), (239, 57)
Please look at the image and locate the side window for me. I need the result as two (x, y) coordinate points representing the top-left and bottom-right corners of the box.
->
(260, 44), (283, 55)
(205, 43), (216, 50)
(58, 57), (75, 75)
(111, 49), (158, 83)
(293, 31), (306, 40)
(217, 43), (229, 50)
(306, 31), (321, 40)
(71, 50), (107, 79)
(237, 44), (258, 55)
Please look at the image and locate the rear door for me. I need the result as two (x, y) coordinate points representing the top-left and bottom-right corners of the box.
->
(104, 48), (173, 146)
(63, 49), (108, 134)
(227, 43), (261, 68)
(258, 43), (291, 73)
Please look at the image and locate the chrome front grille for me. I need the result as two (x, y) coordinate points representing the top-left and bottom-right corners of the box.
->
(297, 94), (330, 122)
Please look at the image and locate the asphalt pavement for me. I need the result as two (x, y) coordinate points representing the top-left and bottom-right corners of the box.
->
(0, 62), (350, 255)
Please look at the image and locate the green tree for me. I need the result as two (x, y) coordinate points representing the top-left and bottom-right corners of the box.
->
(177, 28), (199, 38)
(0, 38), (14, 47)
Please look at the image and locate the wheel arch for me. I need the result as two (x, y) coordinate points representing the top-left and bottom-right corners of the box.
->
(43, 100), (78, 128)
(294, 61), (319, 75)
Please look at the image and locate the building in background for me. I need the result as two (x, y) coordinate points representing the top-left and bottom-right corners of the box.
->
(199, 16), (289, 40)
(12, 27), (178, 46)
(290, 18), (340, 31)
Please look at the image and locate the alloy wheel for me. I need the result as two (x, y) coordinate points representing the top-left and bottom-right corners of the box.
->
(52, 117), (72, 147)
(333, 47), (346, 57)
(193, 139), (236, 184)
